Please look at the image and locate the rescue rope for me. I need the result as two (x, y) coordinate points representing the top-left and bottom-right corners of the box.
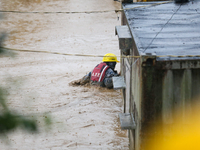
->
(3, 47), (200, 58)
(0, 1), (173, 14)
(2, 47), (140, 58)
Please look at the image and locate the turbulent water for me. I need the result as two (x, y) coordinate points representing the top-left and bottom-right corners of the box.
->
(0, 0), (128, 149)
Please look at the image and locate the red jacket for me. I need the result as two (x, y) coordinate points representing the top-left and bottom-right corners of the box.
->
(91, 62), (109, 82)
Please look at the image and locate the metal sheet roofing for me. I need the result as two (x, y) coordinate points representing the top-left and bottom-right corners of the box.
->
(123, 0), (200, 60)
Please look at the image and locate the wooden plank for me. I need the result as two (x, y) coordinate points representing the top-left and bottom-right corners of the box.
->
(162, 70), (173, 124)
(125, 58), (131, 113)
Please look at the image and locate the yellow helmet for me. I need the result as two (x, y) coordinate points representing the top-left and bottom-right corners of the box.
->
(102, 53), (119, 62)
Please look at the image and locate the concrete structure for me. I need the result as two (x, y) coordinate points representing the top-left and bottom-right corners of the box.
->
(115, 1), (200, 149)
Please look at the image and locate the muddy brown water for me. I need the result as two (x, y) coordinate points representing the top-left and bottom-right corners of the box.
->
(0, 0), (128, 149)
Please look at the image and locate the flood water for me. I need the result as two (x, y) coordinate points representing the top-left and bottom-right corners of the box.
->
(0, 0), (128, 149)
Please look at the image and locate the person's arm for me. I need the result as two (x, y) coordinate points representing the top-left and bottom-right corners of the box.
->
(103, 68), (118, 88)
(80, 72), (91, 85)
(113, 70), (120, 76)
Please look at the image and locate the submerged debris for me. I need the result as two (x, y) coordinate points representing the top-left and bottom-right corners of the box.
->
(69, 78), (90, 87)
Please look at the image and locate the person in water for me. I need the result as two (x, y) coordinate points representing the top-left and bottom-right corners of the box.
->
(81, 53), (120, 88)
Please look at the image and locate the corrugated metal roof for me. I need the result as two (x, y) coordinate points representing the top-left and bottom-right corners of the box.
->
(123, 1), (200, 60)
